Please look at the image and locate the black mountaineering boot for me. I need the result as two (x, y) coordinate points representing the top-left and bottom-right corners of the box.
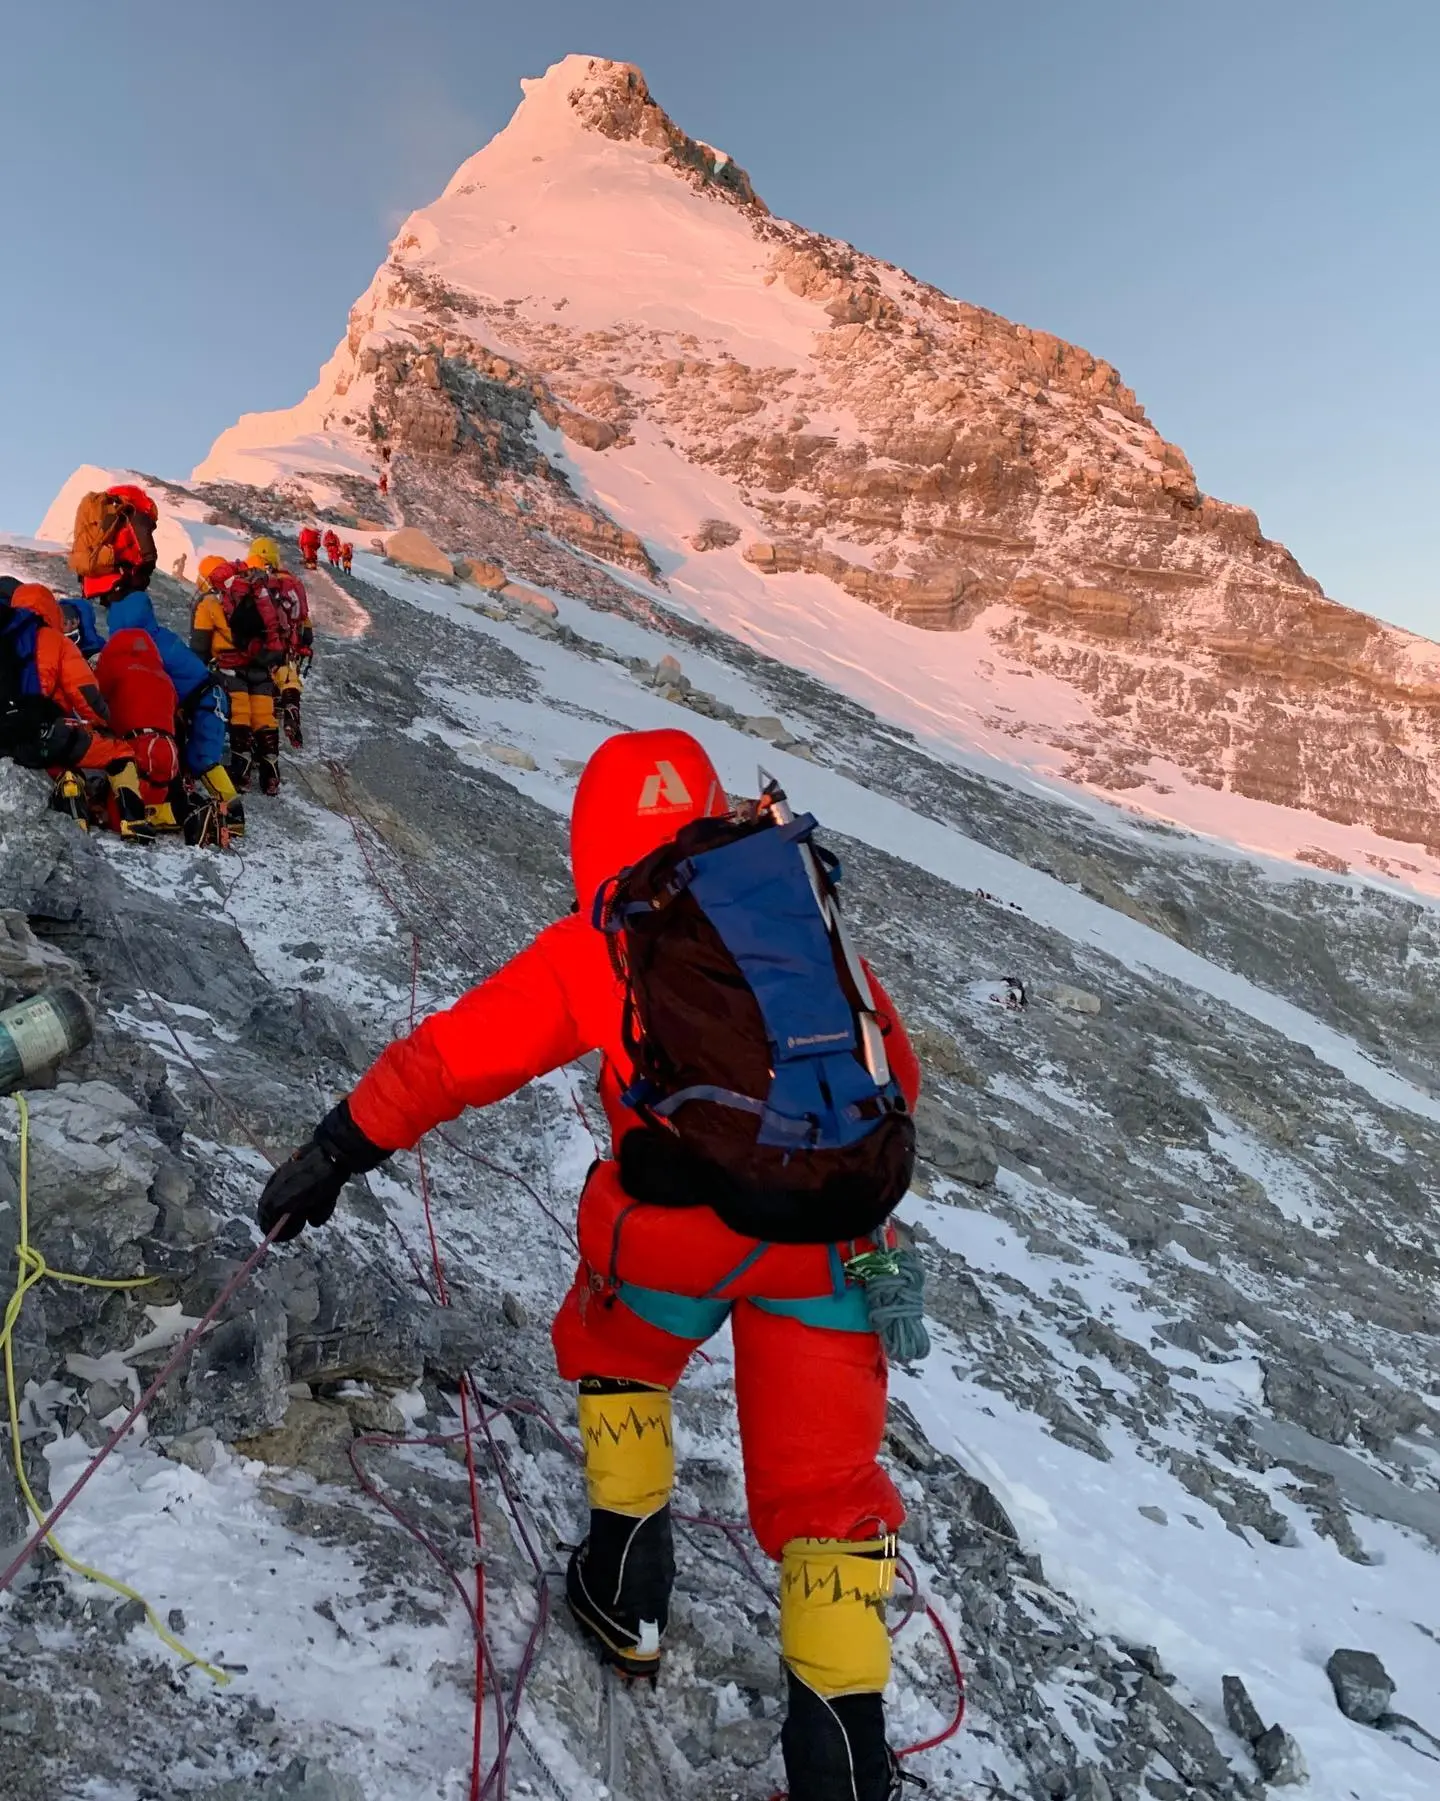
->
(280, 686), (304, 749)
(256, 726), (281, 797)
(107, 761), (157, 844)
(781, 1673), (915, 1801)
(228, 724), (254, 793)
(565, 1504), (675, 1681)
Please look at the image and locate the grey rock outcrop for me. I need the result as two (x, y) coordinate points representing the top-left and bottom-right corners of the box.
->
(1325, 1647), (1395, 1724)
(913, 1095), (999, 1187)
(1222, 1673), (1266, 1745)
(1255, 1723), (1308, 1785)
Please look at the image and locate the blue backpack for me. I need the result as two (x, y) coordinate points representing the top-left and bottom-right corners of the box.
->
(596, 790), (915, 1244)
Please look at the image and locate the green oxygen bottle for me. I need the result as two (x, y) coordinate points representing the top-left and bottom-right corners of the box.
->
(0, 988), (93, 1095)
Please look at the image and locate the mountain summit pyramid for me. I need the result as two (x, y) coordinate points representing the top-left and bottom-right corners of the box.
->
(196, 54), (1440, 874)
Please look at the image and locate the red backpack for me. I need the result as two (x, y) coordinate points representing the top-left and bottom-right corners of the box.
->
(218, 568), (285, 661)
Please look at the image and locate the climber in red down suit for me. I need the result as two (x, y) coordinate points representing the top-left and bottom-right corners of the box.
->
(257, 728), (923, 1801)
(94, 629), (181, 829)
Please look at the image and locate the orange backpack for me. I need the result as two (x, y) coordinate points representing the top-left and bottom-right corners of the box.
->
(68, 490), (158, 583)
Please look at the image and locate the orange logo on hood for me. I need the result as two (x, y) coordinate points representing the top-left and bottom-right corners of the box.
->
(637, 759), (694, 814)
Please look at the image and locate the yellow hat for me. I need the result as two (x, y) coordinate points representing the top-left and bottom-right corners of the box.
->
(198, 555), (227, 588)
(247, 536), (282, 571)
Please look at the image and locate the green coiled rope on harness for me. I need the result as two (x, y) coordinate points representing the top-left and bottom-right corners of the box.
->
(845, 1244), (931, 1367)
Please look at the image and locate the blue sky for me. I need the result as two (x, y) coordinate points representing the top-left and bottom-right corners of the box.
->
(4, 1), (1436, 634)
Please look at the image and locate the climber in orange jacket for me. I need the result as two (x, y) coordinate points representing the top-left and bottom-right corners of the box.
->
(257, 728), (922, 1801)
(8, 583), (156, 839)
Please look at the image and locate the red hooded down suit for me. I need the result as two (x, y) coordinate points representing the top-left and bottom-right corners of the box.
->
(95, 629), (181, 804)
(348, 729), (918, 1558)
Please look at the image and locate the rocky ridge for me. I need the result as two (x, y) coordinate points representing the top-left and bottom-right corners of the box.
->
(190, 54), (1440, 861)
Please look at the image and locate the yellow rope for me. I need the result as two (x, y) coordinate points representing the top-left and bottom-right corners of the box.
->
(2, 1094), (229, 1684)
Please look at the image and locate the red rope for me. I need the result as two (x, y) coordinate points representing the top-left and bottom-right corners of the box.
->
(347, 1407), (557, 1799)
(329, 759), (489, 1797)
(896, 1601), (966, 1759)
(434, 1128), (579, 1253)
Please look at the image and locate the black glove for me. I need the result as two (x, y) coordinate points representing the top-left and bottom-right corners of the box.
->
(258, 1099), (388, 1242)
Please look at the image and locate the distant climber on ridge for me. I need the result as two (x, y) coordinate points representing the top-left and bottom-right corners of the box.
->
(257, 727), (924, 1801)
(94, 628), (182, 833)
(70, 484), (159, 607)
(339, 541), (354, 575)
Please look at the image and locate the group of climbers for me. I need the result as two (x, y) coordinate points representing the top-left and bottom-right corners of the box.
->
(259, 729), (927, 1801)
(0, 576), (162, 839)
(193, 538), (313, 796)
(297, 525), (352, 574)
(0, 482), (322, 843)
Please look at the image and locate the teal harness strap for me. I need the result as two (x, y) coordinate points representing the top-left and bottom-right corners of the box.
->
(614, 1282), (734, 1341)
(613, 1279), (874, 1339)
(703, 1242), (771, 1299)
(613, 1238), (873, 1341)
(752, 1287), (873, 1333)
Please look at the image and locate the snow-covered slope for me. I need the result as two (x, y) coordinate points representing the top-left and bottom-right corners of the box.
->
(3, 511), (1440, 1800)
(186, 53), (1440, 887)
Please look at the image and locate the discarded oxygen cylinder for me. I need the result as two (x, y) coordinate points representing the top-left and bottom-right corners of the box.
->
(0, 988), (92, 1094)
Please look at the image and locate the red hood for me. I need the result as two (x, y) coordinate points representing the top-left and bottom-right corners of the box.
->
(571, 729), (729, 911)
(97, 627), (166, 680)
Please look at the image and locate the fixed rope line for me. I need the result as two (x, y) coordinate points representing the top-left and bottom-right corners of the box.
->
(322, 750), (492, 1800)
(0, 1090), (285, 1621)
(346, 1407), (567, 1799)
(0, 1095), (230, 1678)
